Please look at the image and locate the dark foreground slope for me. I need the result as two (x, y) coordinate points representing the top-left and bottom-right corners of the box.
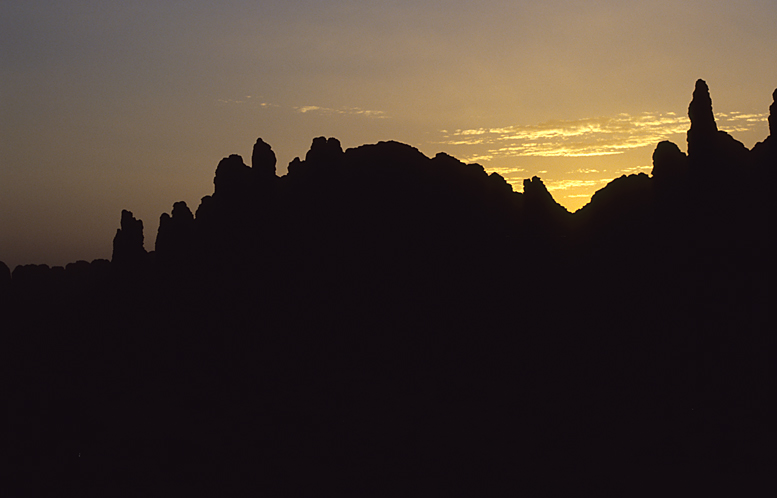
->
(3, 80), (777, 496)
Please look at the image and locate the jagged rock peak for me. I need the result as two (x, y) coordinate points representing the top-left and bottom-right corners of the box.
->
(523, 176), (559, 207)
(523, 176), (550, 195)
(688, 79), (717, 134)
(252, 138), (276, 178)
(769, 88), (776, 136)
(112, 209), (146, 265)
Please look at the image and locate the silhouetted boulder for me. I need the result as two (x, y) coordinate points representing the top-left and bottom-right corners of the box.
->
(111, 209), (147, 266)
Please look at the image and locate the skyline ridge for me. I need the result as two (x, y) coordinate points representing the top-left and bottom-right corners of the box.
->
(2, 79), (775, 271)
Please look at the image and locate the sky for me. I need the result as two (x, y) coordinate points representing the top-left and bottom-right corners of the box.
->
(2, 0), (777, 269)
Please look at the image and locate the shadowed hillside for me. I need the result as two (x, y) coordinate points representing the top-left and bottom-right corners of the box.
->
(3, 80), (777, 495)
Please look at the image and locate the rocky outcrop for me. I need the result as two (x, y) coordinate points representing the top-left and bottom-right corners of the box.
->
(155, 201), (196, 265)
(687, 79), (718, 146)
(686, 79), (749, 174)
(651, 140), (688, 183)
(214, 154), (253, 199)
(251, 137), (277, 180)
(752, 88), (777, 166)
(0, 260), (11, 297)
(286, 136), (345, 178)
(522, 176), (570, 240)
(111, 209), (146, 266)
(305, 136), (344, 165)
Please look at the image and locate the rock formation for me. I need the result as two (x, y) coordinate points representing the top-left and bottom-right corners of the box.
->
(213, 154), (253, 199)
(752, 88), (777, 166)
(0, 260), (11, 296)
(305, 136), (344, 165)
(651, 140), (688, 183)
(686, 79), (749, 174)
(770, 88), (776, 136)
(155, 201), (196, 265)
(111, 209), (146, 266)
(251, 137), (277, 179)
(8, 79), (777, 496)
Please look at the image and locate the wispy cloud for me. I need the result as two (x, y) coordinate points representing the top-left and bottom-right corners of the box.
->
(438, 111), (767, 159)
(296, 105), (323, 113)
(460, 153), (495, 163)
(618, 165), (653, 175)
(216, 96), (277, 107)
(217, 98), (386, 118)
(544, 178), (610, 192)
(294, 105), (387, 118)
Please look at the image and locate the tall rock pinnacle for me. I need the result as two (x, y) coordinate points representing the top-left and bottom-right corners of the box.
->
(687, 79), (718, 159)
(769, 89), (776, 137)
(688, 79), (718, 134)
(685, 79), (749, 177)
(252, 137), (277, 179)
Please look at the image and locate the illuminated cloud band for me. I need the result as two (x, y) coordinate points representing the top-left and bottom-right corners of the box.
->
(442, 111), (767, 159)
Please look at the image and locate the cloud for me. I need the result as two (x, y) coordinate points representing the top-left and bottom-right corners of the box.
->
(438, 111), (767, 160)
(217, 97), (278, 107)
(294, 105), (387, 118)
(296, 105), (323, 113)
(216, 98), (386, 118)
(460, 153), (494, 163)
(490, 166), (526, 174)
(618, 165), (652, 175)
(217, 98), (249, 104)
(544, 178), (610, 191)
